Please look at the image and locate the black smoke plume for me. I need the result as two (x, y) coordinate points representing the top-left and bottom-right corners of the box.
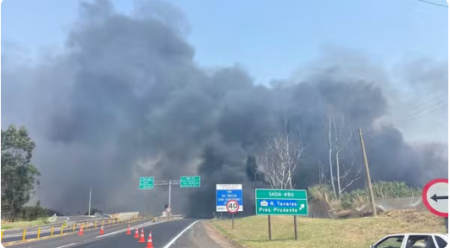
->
(2, 0), (447, 217)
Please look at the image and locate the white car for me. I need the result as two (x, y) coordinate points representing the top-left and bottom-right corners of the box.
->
(370, 233), (448, 248)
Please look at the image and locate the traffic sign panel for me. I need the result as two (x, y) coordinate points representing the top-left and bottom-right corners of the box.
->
(226, 200), (239, 214)
(216, 184), (243, 212)
(139, 177), (154, 189)
(255, 189), (308, 216)
(180, 176), (201, 188)
(422, 178), (448, 217)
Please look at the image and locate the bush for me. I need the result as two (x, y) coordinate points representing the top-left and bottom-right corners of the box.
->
(372, 181), (421, 199)
(308, 184), (341, 210)
(309, 181), (422, 210)
(20, 201), (48, 221)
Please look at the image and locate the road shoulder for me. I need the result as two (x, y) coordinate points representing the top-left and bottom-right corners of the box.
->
(169, 221), (240, 248)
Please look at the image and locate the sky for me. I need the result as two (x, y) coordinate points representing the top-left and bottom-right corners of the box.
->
(1, 0), (447, 83)
(1, 0), (448, 142)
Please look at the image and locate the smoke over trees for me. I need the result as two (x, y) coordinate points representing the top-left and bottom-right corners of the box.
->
(2, 0), (447, 217)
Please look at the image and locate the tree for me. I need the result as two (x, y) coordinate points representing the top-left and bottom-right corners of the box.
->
(245, 155), (258, 185)
(259, 127), (307, 189)
(324, 106), (361, 198)
(1, 125), (40, 221)
(21, 200), (48, 220)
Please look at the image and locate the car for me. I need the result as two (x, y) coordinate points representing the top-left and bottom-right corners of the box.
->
(370, 233), (448, 248)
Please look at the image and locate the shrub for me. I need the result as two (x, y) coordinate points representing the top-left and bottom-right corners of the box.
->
(308, 181), (422, 210)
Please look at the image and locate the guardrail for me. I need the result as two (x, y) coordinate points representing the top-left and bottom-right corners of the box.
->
(47, 214), (57, 223)
(1, 216), (155, 247)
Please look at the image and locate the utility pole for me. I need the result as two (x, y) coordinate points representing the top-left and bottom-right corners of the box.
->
(88, 188), (92, 216)
(358, 128), (377, 216)
(168, 180), (172, 209)
(154, 179), (180, 218)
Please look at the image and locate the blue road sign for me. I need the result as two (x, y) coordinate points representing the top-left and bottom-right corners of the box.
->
(216, 184), (243, 212)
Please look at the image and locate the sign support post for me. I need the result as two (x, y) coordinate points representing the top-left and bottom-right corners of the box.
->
(445, 217), (448, 233)
(268, 215), (272, 241)
(294, 215), (298, 240)
(226, 200), (239, 230)
(232, 214), (234, 229)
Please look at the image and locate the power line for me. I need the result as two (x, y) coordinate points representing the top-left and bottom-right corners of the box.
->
(416, 0), (448, 8)
(390, 98), (448, 126)
(364, 99), (448, 137)
(392, 103), (447, 129)
(384, 93), (447, 124)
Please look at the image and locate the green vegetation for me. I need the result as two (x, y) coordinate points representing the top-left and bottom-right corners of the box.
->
(1, 125), (42, 222)
(20, 200), (49, 221)
(1, 218), (50, 230)
(308, 181), (422, 210)
(211, 210), (445, 248)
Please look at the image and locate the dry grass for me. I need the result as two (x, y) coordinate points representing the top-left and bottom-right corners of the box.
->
(1, 218), (49, 230)
(211, 209), (446, 248)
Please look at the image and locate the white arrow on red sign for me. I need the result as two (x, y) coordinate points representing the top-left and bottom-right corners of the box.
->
(422, 178), (448, 218)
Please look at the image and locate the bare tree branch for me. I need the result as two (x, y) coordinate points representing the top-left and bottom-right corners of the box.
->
(259, 125), (308, 190)
(324, 105), (361, 198)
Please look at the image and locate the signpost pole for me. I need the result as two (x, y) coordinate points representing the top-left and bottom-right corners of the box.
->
(294, 216), (298, 241)
(445, 217), (448, 233)
(168, 180), (172, 209)
(232, 214), (234, 229)
(268, 215), (272, 241)
(88, 188), (92, 216)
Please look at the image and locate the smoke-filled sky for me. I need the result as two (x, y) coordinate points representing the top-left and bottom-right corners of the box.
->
(1, 0), (448, 216)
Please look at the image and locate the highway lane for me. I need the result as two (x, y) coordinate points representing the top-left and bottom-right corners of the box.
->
(75, 219), (198, 248)
(3, 219), (197, 248)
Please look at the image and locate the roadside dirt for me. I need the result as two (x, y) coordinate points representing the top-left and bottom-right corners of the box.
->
(169, 221), (240, 248)
(202, 221), (243, 248)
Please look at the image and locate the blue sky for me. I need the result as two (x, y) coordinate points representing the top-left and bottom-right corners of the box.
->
(2, 0), (448, 84)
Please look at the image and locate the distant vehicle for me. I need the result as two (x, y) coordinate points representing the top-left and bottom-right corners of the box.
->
(370, 233), (448, 248)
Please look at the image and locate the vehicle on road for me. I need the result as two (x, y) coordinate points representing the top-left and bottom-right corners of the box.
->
(370, 233), (448, 248)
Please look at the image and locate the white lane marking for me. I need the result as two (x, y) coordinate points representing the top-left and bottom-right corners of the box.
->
(163, 220), (200, 248)
(55, 243), (76, 248)
(94, 221), (166, 239)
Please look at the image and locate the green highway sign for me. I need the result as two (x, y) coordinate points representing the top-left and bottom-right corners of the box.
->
(180, 176), (201, 188)
(139, 177), (154, 189)
(255, 189), (308, 216)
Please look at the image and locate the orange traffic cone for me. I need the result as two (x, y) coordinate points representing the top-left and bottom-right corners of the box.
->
(146, 231), (154, 248)
(138, 229), (146, 243)
(126, 225), (131, 235)
(99, 225), (104, 235)
(134, 228), (139, 239)
(78, 225), (84, 236)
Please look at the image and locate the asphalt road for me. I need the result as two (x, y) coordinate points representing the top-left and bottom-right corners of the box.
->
(3, 219), (198, 248)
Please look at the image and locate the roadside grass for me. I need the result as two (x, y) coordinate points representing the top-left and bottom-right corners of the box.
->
(1, 218), (50, 230)
(211, 210), (446, 248)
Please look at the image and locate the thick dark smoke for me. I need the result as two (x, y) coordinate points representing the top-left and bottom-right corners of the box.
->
(2, 0), (447, 217)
